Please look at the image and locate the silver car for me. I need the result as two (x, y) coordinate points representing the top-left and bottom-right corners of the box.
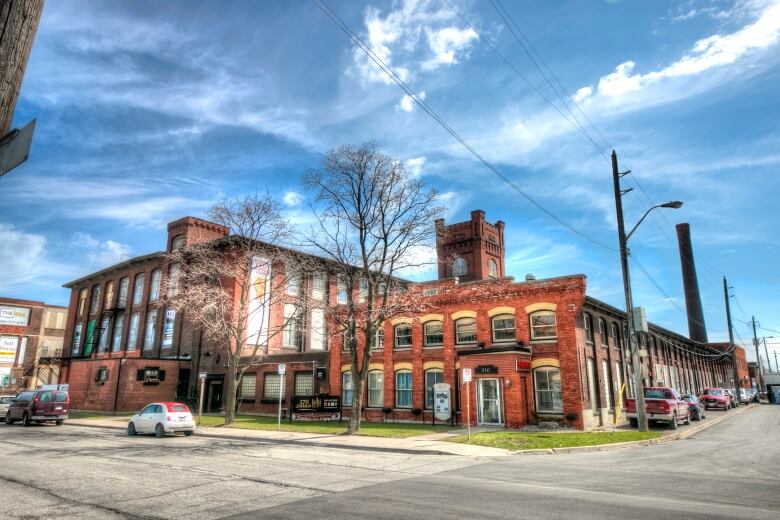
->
(0, 395), (15, 415)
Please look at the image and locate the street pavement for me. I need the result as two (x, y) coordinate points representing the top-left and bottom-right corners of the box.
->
(1, 404), (777, 519)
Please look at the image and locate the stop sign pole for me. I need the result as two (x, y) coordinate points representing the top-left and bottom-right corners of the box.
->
(462, 368), (472, 441)
(277, 363), (286, 431)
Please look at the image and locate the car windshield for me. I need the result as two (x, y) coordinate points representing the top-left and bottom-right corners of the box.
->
(16, 392), (35, 401)
(0, 396), (13, 404)
(681, 395), (695, 402)
(704, 389), (723, 396)
(168, 404), (189, 412)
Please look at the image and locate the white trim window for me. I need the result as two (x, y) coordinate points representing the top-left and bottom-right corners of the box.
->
(395, 371), (412, 408)
(286, 272), (300, 296)
(372, 326), (384, 351)
(584, 313), (594, 344)
(282, 304), (301, 350)
(368, 371), (384, 407)
(491, 314), (515, 343)
(312, 272), (326, 301)
(143, 310), (157, 351)
(599, 318), (608, 346)
(452, 257), (467, 277)
(424, 369), (444, 409)
(455, 318), (477, 344)
(97, 317), (110, 352)
(167, 264), (180, 297)
(90, 285), (101, 314)
(529, 311), (557, 341)
(394, 324), (412, 349)
(534, 368), (563, 414)
(358, 278), (368, 303)
(294, 373), (313, 396)
(310, 308), (325, 351)
(127, 313), (140, 351)
(117, 277), (129, 308)
(337, 276), (348, 304)
(342, 371), (353, 406)
(263, 373), (281, 399)
(149, 269), (162, 302)
(239, 373), (256, 400)
(111, 313), (124, 352)
(132, 274), (145, 306)
(423, 321), (444, 347)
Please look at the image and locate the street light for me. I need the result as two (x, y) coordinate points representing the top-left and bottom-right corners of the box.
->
(612, 151), (682, 432)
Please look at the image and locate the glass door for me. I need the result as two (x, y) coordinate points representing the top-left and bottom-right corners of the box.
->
(477, 378), (502, 425)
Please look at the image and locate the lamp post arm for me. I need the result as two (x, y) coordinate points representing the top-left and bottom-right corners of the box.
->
(625, 205), (662, 242)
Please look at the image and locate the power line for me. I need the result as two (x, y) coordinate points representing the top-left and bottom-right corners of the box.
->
(312, 0), (617, 251)
(648, 331), (733, 359)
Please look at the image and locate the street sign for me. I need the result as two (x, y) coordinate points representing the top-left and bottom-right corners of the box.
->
(0, 119), (36, 177)
(278, 363), (286, 375)
(462, 368), (472, 383)
(433, 383), (451, 421)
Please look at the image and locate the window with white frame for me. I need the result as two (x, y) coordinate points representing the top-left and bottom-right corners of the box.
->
(342, 371), (353, 406)
(310, 308), (325, 351)
(239, 373), (256, 399)
(423, 321), (443, 347)
(117, 277), (129, 308)
(529, 311), (557, 341)
(395, 371), (412, 408)
(337, 276), (348, 304)
(282, 304), (301, 350)
(455, 318), (477, 344)
(584, 313), (594, 344)
(78, 289), (88, 316)
(111, 313), (124, 352)
(286, 271), (300, 296)
(358, 278), (368, 303)
(611, 322), (620, 347)
(488, 258), (498, 279)
(171, 235), (186, 251)
(149, 269), (162, 302)
(599, 318), (608, 346)
(372, 326), (384, 350)
(105, 281), (115, 309)
(491, 314), (515, 342)
(167, 264), (180, 297)
(368, 371), (383, 407)
(97, 317), (110, 352)
(394, 324), (412, 348)
(452, 257), (467, 277)
(312, 272), (326, 301)
(424, 369), (444, 409)
(534, 368), (563, 414)
(132, 273), (145, 306)
(127, 313), (140, 351)
(90, 285), (101, 314)
(143, 310), (157, 350)
(263, 373), (281, 399)
(294, 373), (313, 396)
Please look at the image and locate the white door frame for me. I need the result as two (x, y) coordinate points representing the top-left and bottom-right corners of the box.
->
(477, 378), (503, 425)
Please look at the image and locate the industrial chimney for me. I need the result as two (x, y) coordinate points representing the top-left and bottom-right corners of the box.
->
(675, 223), (708, 343)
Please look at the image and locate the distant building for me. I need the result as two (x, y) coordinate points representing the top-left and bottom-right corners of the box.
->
(0, 297), (67, 393)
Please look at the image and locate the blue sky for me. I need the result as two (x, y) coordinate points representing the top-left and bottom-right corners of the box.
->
(2, 0), (779, 362)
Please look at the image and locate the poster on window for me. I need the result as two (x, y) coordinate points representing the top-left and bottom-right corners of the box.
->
(246, 256), (271, 345)
(0, 306), (30, 327)
(162, 309), (176, 347)
(0, 336), (20, 364)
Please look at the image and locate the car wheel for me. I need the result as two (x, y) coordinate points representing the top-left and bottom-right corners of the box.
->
(23, 413), (31, 427)
(669, 415), (678, 430)
(684, 412), (690, 425)
(55, 420), (64, 426)
(154, 423), (165, 438)
(5, 412), (14, 425)
(629, 418), (638, 428)
(184, 430), (194, 437)
(127, 422), (137, 436)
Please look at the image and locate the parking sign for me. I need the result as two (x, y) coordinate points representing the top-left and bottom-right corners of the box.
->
(462, 368), (472, 383)
(278, 363), (286, 375)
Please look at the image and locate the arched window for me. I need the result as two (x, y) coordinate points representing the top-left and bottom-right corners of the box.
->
(424, 369), (444, 409)
(395, 370), (412, 408)
(167, 264), (180, 297)
(423, 321), (443, 347)
(105, 280), (115, 308)
(529, 311), (557, 341)
(171, 235), (186, 251)
(149, 269), (162, 302)
(534, 367), (563, 414)
(492, 314), (515, 343)
(583, 313), (594, 344)
(452, 257), (467, 277)
(394, 324), (412, 349)
(455, 317), (477, 344)
(367, 371), (384, 407)
(488, 258), (498, 279)
(90, 284), (101, 313)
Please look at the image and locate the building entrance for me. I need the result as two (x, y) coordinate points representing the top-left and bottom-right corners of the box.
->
(477, 378), (502, 425)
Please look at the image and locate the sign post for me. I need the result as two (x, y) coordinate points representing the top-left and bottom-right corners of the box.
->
(462, 368), (472, 441)
(198, 372), (207, 425)
(277, 363), (286, 431)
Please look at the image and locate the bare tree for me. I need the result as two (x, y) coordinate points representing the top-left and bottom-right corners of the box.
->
(165, 194), (296, 426)
(304, 143), (443, 434)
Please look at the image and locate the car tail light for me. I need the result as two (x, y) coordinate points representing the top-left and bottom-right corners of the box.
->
(662, 401), (670, 414)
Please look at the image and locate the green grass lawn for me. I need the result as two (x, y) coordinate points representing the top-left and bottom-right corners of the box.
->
(196, 415), (455, 438)
(449, 431), (662, 451)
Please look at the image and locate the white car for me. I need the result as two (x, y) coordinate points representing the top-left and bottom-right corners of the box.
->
(127, 402), (195, 437)
(0, 395), (15, 415)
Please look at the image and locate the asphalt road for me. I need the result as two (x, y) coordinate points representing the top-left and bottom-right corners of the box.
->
(1, 405), (777, 519)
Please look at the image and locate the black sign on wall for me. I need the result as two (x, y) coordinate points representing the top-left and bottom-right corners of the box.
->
(315, 367), (327, 380)
(475, 365), (498, 375)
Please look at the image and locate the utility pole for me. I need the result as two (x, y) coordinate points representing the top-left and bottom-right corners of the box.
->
(612, 151), (648, 431)
(723, 277), (741, 405)
(751, 317), (763, 392)
(764, 338), (773, 373)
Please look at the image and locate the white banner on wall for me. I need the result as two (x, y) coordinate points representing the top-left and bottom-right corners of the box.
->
(162, 309), (176, 347)
(246, 256), (271, 345)
(0, 306), (30, 327)
(0, 336), (20, 364)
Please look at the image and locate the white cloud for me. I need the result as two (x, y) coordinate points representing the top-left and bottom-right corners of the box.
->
(0, 224), (48, 290)
(73, 232), (132, 268)
(421, 26), (478, 70)
(398, 91), (426, 112)
(406, 156), (426, 177)
(573, 85), (593, 102)
(283, 191), (304, 207)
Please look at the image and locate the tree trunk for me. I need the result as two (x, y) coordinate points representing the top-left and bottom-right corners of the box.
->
(223, 357), (238, 425)
(346, 372), (365, 434)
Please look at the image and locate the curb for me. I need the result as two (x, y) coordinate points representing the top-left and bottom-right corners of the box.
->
(509, 404), (757, 456)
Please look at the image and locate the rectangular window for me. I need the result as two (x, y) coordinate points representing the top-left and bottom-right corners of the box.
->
(368, 371), (384, 407)
(534, 368), (563, 413)
(342, 371), (353, 406)
(492, 316), (515, 342)
(423, 321), (443, 347)
(96, 367), (109, 382)
(72, 323), (83, 353)
(117, 277), (129, 308)
(143, 310), (157, 350)
(132, 274), (145, 306)
(263, 373), (281, 399)
(395, 371), (412, 408)
(294, 373), (313, 396)
(97, 317), (110, 352)
(89, 285), (101, 314)
(599, 319), (608, 346)
(127, 313), (140, 351)
(105, 281), (115, 309)
(312, 272), (326, 301)
(78, 289), (88, 316)
(455, 318), (477, 344)
(584, 314), (594, 344)
(282, 304), (300, 349)
(425, 370), (444, 409)
(358, 278), (368, 303)
(337, 277), (348, 304)
(394, 325), (412, 349)
(167, 264), (180, 297)
(530, 312), (557, 340)
(239, 373), (256, 399)
(162, 308), (175, 348)
(372, 327), (384, 351)
(111, 312), (124, 352)
(286, 272), (299, 296)
(149, 269), (162, 302)
(310, 309), (325, 351)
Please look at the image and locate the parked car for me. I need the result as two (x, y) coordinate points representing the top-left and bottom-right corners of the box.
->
(736, 389), (752, 405)
(681, 394), (706, 421)
(4, 389), (69, 426)
(700, 388), (731, 410)
(0, 395), (15, 415)
(625, 387), (690, 429)
(127, 402), (195, 437)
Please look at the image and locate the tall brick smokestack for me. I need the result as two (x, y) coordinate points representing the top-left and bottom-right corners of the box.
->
(676, 223), (708, 343)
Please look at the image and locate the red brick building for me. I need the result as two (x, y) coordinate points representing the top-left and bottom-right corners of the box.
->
(59, 210), (743, 429)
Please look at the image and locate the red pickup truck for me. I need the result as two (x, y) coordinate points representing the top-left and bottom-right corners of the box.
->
(625, 387), (690, 430)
